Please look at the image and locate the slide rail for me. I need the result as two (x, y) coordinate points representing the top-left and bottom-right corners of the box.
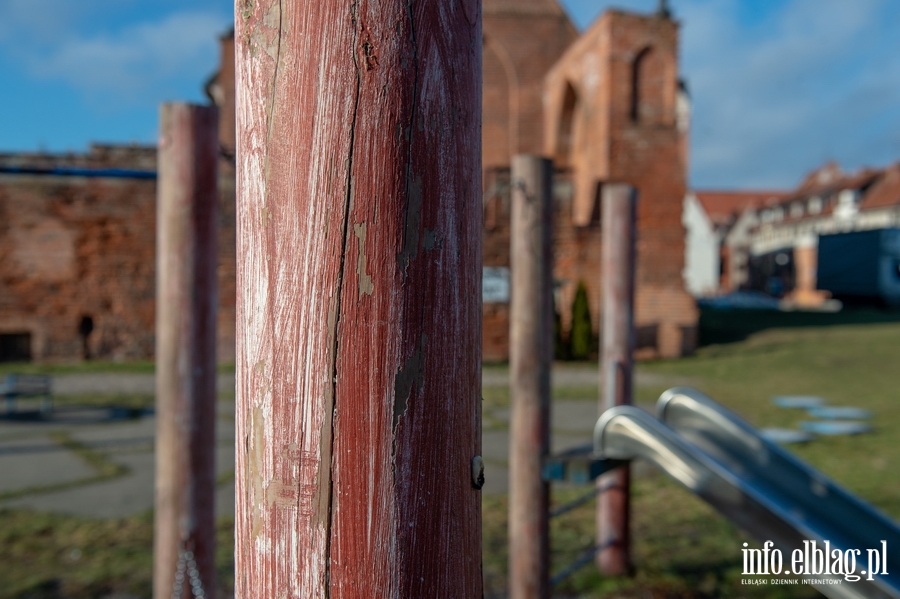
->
(592, 388), (900, 599)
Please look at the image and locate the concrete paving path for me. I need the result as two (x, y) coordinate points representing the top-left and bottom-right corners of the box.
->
(0, 365), (685, 517)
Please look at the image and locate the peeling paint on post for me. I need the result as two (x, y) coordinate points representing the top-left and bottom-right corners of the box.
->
(508, 155), (553, 599)
(596, 184), (637, 577)
(234, 2), (483, 598)
(153, 103), (219, 599)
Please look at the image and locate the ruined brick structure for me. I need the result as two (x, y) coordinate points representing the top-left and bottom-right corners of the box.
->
(0, 145), (237, 363)
(484, 2), (698, 360)
(0, 146), (158, 361)
(0, 28), (238, 364)
(0, 5), (698, 363)
(482, 0), (578, 169)
(481, 0), (579, 360)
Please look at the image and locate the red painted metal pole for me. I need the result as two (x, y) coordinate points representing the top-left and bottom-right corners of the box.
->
(596, 183), (637, 576)
(153, 102), (219, 599)
(509, 155), (553, 599)
(234, 2), (483, 597)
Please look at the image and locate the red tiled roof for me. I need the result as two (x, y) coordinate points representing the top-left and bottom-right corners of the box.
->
(694, 161), (900, 229)
(694, 190), (789, 225)
(785, 163), (880, 203)
(795, 161), (843, 193)
(861, 163), (900, 210)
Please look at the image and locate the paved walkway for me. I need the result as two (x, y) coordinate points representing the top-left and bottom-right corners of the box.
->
(0, 366), (685, 518)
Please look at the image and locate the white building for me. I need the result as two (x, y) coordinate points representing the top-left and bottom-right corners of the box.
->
(682, 190), (788, 296)
(683, 161), (900, 304)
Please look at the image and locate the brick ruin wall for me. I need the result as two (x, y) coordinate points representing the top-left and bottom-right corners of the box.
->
(605, 12), (698, 358)
(0, 147), (237, 363)
(484, 10), (698, 361)
(0, 7), (696, 364)
(1, 156), (690, 364)
(0, 173), (157, 360)
(483, 173), (608, 363)
(482, 6), (579, 166)
(482, 169), (697, 363)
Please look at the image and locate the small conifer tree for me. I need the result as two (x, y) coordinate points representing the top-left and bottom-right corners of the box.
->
(553, 303), (567, 361)
(569, 281), (593, 360)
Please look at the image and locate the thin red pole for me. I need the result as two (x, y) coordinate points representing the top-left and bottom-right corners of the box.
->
(509, 154), (553, 599)
(234, 2), (483, 597)
(153, 102), (219, 599)
(596, 183), (637, 576)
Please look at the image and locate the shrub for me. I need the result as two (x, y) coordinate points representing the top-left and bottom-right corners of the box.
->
(569, 281), (593, 360)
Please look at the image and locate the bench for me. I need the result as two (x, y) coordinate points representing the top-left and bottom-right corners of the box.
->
(0, 373), (52, 414)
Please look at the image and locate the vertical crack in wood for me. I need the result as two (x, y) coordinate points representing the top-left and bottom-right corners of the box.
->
(354, 223), (374, 297)
(322, 3), (363, 595)
(391, 332), (427, 433)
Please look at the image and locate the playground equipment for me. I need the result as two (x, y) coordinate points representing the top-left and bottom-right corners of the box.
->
(508, 175), (638, 596)
(592, 386), (900, 599)
(508, 155), (554, 599)
(153, 103), (219, 599)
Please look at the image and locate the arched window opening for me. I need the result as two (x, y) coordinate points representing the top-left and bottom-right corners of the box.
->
(556, 82), (579, 169)
(631, 46), (666, 124)
(0, 332), (31, 362)
(482, 34), (521, 167)
(631, 47), (649, 121)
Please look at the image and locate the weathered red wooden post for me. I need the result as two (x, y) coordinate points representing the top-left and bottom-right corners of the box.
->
(509, 154), (553, 599)
(153, 102), (219, 599)
(596, 183), (637, 576)
(234, 2), (482, 598)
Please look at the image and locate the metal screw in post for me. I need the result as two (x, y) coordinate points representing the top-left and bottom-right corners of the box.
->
(471, 456), (485, 490)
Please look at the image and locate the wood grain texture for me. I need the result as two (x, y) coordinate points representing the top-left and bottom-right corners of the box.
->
(596, 184), (637, 576)
(234, 1), (483, 597)
(154, 103), (219, 599)
(508, 155), (552, 599)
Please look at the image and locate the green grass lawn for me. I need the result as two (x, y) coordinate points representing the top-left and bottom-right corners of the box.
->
(2, 321), (898, 598)
(0, 360), (236, 375)
(0, 361), (156, 376)
(484, 321), (900, 598)
(0, 509), (234, 599)
(644, 322), (900, 515)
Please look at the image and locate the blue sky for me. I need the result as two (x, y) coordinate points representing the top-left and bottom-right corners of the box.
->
(0, 0), (898, 189)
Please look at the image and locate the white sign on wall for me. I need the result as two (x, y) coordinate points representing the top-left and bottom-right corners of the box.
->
(483, 266), (510, 303)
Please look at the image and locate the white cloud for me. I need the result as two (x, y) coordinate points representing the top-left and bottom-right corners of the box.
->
(25, 11), (230, 101)
(0, 0), (77, 43)
(564, 0), (900, 189)
(681, 0), (900, 187)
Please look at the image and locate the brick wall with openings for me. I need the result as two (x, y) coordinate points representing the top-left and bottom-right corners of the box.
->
(0, 169), (156, 361)
(0, 142), (238, 363)
(1, 4), (698, 363)
(543, 10), (697, 358)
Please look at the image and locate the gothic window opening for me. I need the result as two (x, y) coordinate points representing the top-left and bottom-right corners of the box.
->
(557, 82), (579, 169)
(631, 46), (666, 124)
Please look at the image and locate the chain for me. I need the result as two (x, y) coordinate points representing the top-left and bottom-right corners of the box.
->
(171, 549), (207, 599)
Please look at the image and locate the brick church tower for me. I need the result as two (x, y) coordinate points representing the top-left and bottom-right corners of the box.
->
(205, 2), (699, 362)
(480, 0), (579, 359)
(544, 6), (697, 357)
(482, 0), (579, 170)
